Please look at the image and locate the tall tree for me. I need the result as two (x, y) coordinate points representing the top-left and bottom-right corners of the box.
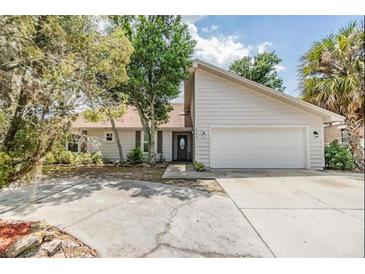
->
(299, 22), (364, 167)
(84, 26), (133, 163)
(109, 16), (195, 163)
(229, 51), (285, 91)
(0, 16), (132, 185)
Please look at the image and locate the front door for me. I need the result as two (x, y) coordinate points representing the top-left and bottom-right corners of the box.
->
(177, 135), (188, 161)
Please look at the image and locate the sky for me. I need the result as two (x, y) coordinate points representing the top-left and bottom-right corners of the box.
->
(182, 15), (363, 97)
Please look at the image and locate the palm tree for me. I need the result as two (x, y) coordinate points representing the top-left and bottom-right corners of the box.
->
(299, 21), (364, 167)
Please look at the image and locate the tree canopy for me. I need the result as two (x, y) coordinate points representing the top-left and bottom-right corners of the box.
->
(0, 16), (132, 185)
(229, 51), (285, 91)
(109, 15), (195, 163)
(299, 21), (364, 166)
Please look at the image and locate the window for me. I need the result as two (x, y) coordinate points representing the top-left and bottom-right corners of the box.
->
(105, 132), (114, 142)
(341, 129), (350, 145)
(157, 131), (163, 154)
(67, 135), (79, 152)
(135, 131), (141, 147)
(143, 133), (149, 153)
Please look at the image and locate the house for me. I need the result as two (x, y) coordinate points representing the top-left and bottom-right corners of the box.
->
(70, 59), (344, 170)
(324, 122), (364, 148)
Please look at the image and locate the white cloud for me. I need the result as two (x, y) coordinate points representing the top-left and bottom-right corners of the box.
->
(257, 41), (273, 54)
(182, 15), (205, 24)
(274, 64), (286, 72)
(202, 24), (218, 33)
(188, 24), (251, 69)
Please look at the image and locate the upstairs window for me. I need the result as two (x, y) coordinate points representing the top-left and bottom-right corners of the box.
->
(105, 132), (114, 142)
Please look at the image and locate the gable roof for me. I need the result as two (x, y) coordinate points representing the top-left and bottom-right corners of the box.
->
(72, 103), (192, 129)
(190, 59), (345, 123)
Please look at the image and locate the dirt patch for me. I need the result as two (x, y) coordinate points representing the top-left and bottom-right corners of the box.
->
(42, 165), (225, 195)
(43, 164), (167, 182)
(161, 179), (226, 195)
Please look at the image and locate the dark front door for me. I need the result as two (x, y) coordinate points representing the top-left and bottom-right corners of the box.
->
(177, 135), (188, 161)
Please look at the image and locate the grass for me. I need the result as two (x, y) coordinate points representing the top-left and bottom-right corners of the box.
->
(43, 164), (225, 195)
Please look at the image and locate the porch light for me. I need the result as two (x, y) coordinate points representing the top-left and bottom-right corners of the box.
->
(313, 131), (319, 137)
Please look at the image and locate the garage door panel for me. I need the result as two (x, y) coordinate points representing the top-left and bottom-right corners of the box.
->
(211, 127), (306, 168)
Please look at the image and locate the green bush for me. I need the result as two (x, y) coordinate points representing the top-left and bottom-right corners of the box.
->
(56, 150), (75, 164)
(193, 161), (205, 172)
(77, 152), (93, 165)
(91, 151), (103, 165)
(44, 152), (56, 165)
(0, 152), (11, 187)
(127, 147), (143, 163)
(325, 140), (356, 170)
(44, 150), (103, 166)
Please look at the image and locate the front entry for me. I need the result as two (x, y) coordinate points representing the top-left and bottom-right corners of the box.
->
(176, 134), (188, 161)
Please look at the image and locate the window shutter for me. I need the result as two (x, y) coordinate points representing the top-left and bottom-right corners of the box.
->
(135, 131), (141, 147)
(157, 131), (163, 154)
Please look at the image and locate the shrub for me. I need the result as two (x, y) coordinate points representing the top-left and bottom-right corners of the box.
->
(44, 152), (56, 165)
(127, 147), (143, 163)
(91, 151), (103, 165)
(193, 161), (205, 172)
(325, 140), (356, 170)
(0, 152), (11, 187)
(77, 152), (93, 165)
(57, 150), (75, 164)
(44, 148), (103, 166)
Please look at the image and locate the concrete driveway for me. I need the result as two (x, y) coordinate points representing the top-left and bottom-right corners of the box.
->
(0, 174), (272, 258)
(216, 169), (364, 257)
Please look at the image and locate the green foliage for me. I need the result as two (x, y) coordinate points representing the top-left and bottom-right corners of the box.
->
(0, 16), (132, 185)
(0, 152), (11, 187)
(109, 16), (195, 163)
(127, 147), (143, 163)
(91, 151), (103, 165)
(325, 141), (356, 170)
(77, 153), (93, 165)
(299, 21), (364, 117)
(44, 152), (56, 165)
(44, 149), (103, 166)
(299, 21), (364, 166)
(193, 161), (205, 172)
(229, 51), (285, 91)
(83, 104), (127, 122)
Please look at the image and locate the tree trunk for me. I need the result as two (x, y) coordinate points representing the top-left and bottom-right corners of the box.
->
(148, 125), (156, 164)
(346, 116), (364, 168)
(148, 99), (156, 164)
(109, 116), (124, 163)
(3, 86), (28, 151)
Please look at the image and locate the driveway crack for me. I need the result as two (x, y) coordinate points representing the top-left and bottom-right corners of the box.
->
(139, 198), (198, 258)
(286, 184), (363, 221)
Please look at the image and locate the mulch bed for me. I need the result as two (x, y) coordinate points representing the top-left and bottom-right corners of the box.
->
(0, 219), (97, 258)
(0, 220), (32, 255)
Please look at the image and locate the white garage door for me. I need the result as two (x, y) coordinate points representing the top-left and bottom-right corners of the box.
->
(210, 127), (306, 168)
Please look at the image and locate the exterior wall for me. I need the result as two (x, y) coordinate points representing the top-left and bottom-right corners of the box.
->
(324, 126), (342, 145)
(84, 128), (172, 162)
(162, 130), (172, 162)
(324, 124), (365, 145)
(190, 83), (195, 161)
(193, 69), (325, 170)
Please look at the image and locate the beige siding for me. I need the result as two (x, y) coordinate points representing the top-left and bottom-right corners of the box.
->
(193, 69), (324, 170)
(86, 128), (172, 162)
(162, 130), (172, 161)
